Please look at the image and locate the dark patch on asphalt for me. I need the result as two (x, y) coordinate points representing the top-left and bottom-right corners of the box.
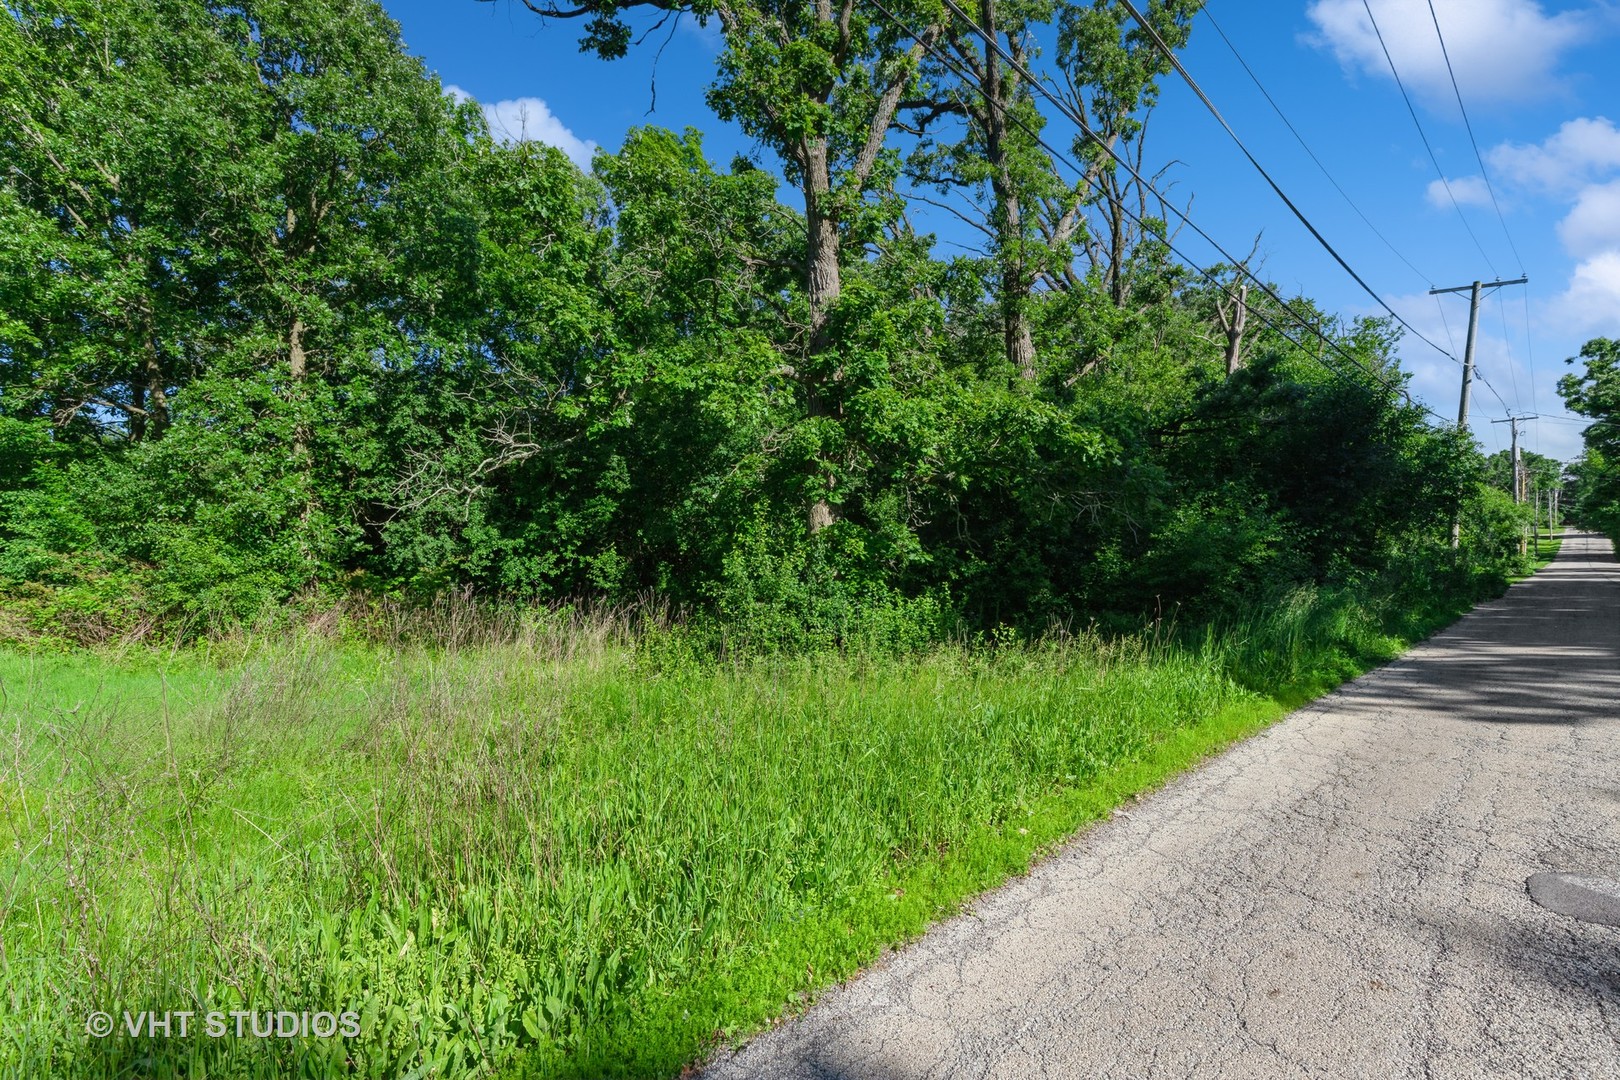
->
(1527, 872), (1620, 928)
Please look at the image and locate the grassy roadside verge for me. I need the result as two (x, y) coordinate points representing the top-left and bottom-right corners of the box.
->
(1522, 530), (1564, 577)
(0, 567), (1540, 1079)
(535, 691), (1287, 1080)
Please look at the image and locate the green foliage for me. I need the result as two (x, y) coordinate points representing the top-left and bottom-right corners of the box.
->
(1560, 338), (1620, 540)
(0, 0), (1547, 652)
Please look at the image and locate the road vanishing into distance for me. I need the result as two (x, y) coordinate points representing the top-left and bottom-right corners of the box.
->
(701, 532), (1620, 1079)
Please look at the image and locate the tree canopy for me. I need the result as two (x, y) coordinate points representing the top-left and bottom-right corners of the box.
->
(1560, 338), (1620, 540)
(0, 0), (1542, 644)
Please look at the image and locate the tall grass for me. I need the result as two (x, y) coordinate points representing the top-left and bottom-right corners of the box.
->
(0, 566), (1506, 1078)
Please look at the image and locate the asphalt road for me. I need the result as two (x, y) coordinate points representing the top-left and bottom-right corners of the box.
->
(700, 532), (1620, 1079)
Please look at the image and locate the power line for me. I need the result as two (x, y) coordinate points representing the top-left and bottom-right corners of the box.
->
(1207, 4), (1523, 427)
(1430, 277), (1520, 417)
(1522, 286), (1541, 453)
(1201, 7), (1433, 289)
(1424, 0), (1525, 273)
(929, 0), (1419, 401)
(1431, 292), (1511, 419)
(1493, 287), (1522, 415)
(1358, 0), (1497, 275)
(1434, 295), (1459, 356)
(1477, 367), (1513, 413)
(879, 0), (1445, 421)
(1111, 0), (1460, 366)
(1125, 0), (1524, 419)
(1424, 0), (1547, 449)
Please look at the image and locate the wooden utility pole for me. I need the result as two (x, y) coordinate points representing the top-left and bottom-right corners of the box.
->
(1531, 484), (1540, 558)
(1443, 280), (1482, 432)
(1491, 415), (1537, 557)
(1433, 277), (1528, 548)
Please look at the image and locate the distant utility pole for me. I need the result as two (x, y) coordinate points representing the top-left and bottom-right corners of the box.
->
(1492, 415), (1537, 557)
(1532, 483), (1540, 558)
(1433, 277), (1528, 548)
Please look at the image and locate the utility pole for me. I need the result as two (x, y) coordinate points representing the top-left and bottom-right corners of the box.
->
(1433, 277), (1528, 547)
(1491, 415), (1537, 557)
(1532, 483), (1540, 558)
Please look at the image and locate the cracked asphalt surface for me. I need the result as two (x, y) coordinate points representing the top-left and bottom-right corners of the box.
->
(699, 532), (1620, 1079)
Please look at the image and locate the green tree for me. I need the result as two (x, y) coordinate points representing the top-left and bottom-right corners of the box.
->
(0, 0), (492, 616)
(510, 0), (947, 532)
(1049, 0), (1201, 307)
(0, 0), (242, 440)
(1559, 337), (1620, 539)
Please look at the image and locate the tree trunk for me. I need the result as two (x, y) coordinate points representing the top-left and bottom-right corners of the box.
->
(1107, 185), (1127, 307)
(804, 140), (842, 345)
(803, 137), (842, 534)
(144, 351), (168, 437)
(289, 316), (309, 461)
(130, 381), (146, 442)
(978, 0), (1038, 381)
(131, 305), (169, 441)
(996, 165), (1037, 379)
(1221, 283), (1248, 376)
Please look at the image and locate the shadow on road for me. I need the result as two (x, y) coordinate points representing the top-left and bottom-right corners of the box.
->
(1330, 532), (1620, 727)
(695, 533), (1620, 1080)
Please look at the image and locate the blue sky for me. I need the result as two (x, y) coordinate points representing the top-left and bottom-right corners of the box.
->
(384, 0), (1620, 464)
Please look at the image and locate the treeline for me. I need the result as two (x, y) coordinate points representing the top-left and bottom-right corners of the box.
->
(1561, 339), (1620, 540)
(0, 0), (1527, 644)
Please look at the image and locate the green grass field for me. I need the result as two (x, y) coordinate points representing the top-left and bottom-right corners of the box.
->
(0, 576), (1514, 1078)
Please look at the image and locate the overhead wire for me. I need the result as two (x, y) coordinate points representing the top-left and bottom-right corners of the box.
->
(1110, 0), (1461, 366)
(1493, 289), (1522, 416)
(1469, 349), (1514, 415)
(1428, 293), (1519, 417)
(1201, 6), (1433, 289)
(1117, 1), (1521, 432)
(931, 0), (1429, 405)
(1424, 0), (1525, 274)
(1425, 279), (1517, 415)
(1116, 0), (1522, 420)
(1522, 287), (1541, 453)
(875, 0), (1446, 421)
(1538, 408), (1612, 424)
(1357, 0), (1497, 276)
(1423, 0), (1542, 448)
(1434, 296), (1459, 358)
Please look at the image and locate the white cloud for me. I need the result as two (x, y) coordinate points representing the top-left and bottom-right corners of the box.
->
(1360, 286), (1587, 459)
(1425, 175), (1491, 209)
(444, 84), (598, 169)
(1488, 117), (1620, 195)
(1380, 289), (1584, 460)
(1383, 290), (1519, 408)
(1557, 179), (1620, 258)
(1474, 117), (1620, 363)
(1545, 251), (1620, 338)
(1306, 0), (1609, 104)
